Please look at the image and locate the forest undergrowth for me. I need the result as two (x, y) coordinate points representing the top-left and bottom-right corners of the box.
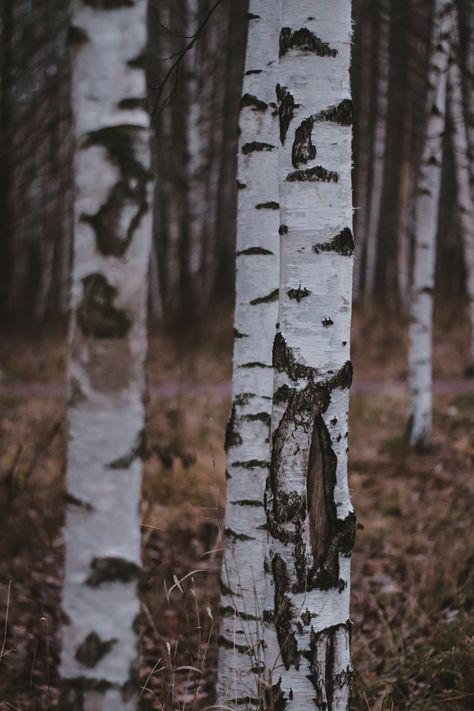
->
(0, 304), (473, 710)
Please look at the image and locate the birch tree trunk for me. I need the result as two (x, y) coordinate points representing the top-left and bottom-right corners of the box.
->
(364, 0), (389, 299)
(264, 3), (355, 707)
(217, 3), (280, 706)
(448, 14), (474, 374)
(408, 0), (451, 450)
(60, 2), (151, 709)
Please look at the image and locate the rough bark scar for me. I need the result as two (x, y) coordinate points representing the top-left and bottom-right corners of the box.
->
(75, 632), (117, 668)
(225, 403), (243, 453)
(81, 126), (151, 257)
(286, 166), (339, 183)
(292, 117), (316, 168)
(107, 429), (146, 468)
(276, 85), (297, 144)
(250, 289), (279, 305)
(313, 227), (355, 256)
(255, 201), (279, 210)
(279, 27), (338, 58)
(77, 273), (131, 339)
(287, 286), (311, 302)
(65, 493), (93, 511)
(240, 93), (268, 112)
(272, 555), (299, 669)
(314, 99), (353, 126)
(237, 247), (274, 256)
(309, 623), (352, 708)
(307, 416), (338, 565)
(67, 25), (89, 45)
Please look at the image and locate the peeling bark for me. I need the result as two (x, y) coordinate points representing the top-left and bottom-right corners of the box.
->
(60, 1), (151, 708)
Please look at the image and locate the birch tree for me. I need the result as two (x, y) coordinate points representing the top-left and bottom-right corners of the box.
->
(264, 2), (355, 707)
(60, 2), (151, 709)
(448, 11), (474, 374)
(217, 3), (280, 706)
(408, 0), (451, 450)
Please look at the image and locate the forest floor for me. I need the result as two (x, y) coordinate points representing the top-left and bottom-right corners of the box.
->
(0, 304), (473, 710)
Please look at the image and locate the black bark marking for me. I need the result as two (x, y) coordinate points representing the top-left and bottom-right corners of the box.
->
(242, 412), (271, 427)
(273, 332), (316, 381)
(287, 287), (311, 302)
(322, 317), (334, 327)
(65, 493), (93, 511)
(80, 126), (151, 257)
(240, 93), (268, 112)
(274, 384), (293, 404)
(264, 678), (288, 710)
(309, 623), (352, 708)
(237, 246), (273, 256)
(292, 117), (316, 168)
(232, 499), (264, 507)
(231, 459), (269, 469)
(272, 555), (299, 669)
(118, 97), (147, 110)
(224, 527), (255, 542)
(286, 165), (338, 183)
(313, 227), (355, 256)
(245, 69), (262, 75)
(276, 85), (297, 144)
(127, 52), (146, 69)
(237, 180), (247, 190)
(314, 99), (353, 126)
(235, 392), (255, 406)
(86, 557), (140, 587)
(248, 12), (260, 20)
(107, 429), (146, 468)
(225, 404), (242, 453)
(250, 289), (279, 305)
(255, 201), (279, 210)
(240, 361), (272, 369)
(233, 328), (248, 338)
(279, 224), (288, 235)
(77, 273), (131, 339)
(67, 25), (89, 45)
(279, 27), (338, 58)
(83, 0), (134, 7)
(218, 636), (250, 654)
(75, 632), (117, 668)
(242, 142), (275, 154)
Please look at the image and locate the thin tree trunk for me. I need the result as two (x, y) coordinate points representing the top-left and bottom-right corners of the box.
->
(448, 12), (474, 372)
(264, 3), (355, 707)
(60, 2), (151, 708)
(364, 0), (390, 299)
(217, 3), (280, 705)
(408, 0), (451, 450)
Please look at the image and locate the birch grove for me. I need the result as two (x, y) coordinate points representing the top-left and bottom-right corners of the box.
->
(408, 0), (451, 450)
(217, 3), (280, 705)
(263, 2), (355, 707)
(448, 11), (474, 374)
(60, 1), (151, 708)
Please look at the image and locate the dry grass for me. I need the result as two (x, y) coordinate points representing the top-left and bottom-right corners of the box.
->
(0, 303), (473, 709)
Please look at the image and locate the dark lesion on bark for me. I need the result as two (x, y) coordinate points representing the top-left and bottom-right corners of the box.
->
(313, 227), (355, 257)
(75, 632), (117, 668)
(242, 142), (276, 154)
(77, 273), (131, 339)
(314, 99), (353, 126)
(264, 677), (288, 711)
(287, 286), (311, 302)
(240, 93), (268, 112)
(118, 97), (147, 110)
(276, 85), (297, 144)
(279, 27), (338, 58)
(308, 623), (352, 708)
(80, 125), (151, 257)
(272, 555), (299, 670)
(85, 557), (141, 587)
(82, 0), (134, 8)
(286, 165), (339, 183)
(67, 25), (89, 46)
(237, 246), (274, 256)
(292, 117), (316, 168)
(224, 527), (255, 542)
(225, 403), (243, 453)
(107, 429), (147, 468)
(250, 289), (279, 305)
(255, 201), (279, 210)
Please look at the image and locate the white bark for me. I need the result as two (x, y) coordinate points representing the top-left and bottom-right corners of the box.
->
(217, 3), (280, 706)
(264, 3), (355, 708)
(61, 2), (151, 709)
(364, 0), (389, 298)
(448, 17), (474, 372)
(408, 0), (451, 449)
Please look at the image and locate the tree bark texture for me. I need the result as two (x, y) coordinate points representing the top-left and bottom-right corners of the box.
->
(60, 1), (152, 709)
(408, 0), (452, 450)
(264, 2), (355, 708)
(217, 2), (280, 706)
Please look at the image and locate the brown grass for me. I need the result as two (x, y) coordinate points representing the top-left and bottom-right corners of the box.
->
(0, 303), (473, 709)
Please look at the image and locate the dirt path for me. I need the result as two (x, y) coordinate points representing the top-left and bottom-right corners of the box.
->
(1, 377), (474, 401)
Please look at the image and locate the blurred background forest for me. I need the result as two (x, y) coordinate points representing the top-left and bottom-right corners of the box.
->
(0, 0), (474, 709)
